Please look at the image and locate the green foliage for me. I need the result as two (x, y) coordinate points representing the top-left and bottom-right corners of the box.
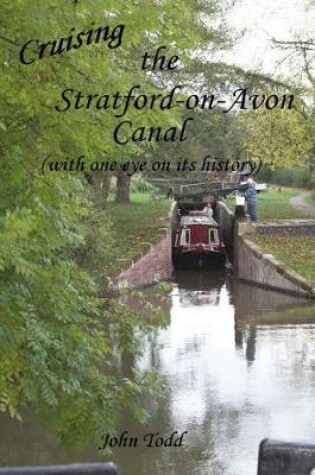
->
(242, 106), (312, 169)
(144, 108), (247, 183)
(258, 166), (312, 189)
(0, 0), (227, 447)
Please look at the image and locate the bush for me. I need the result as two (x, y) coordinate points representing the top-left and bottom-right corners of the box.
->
(257, 167), (311, 188)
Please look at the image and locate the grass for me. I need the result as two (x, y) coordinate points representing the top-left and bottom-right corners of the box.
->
(106, 192), (170, 277)
(257, 189), (314, 221)
(226, 188), (313, 221)
(251, 234), (315, 284)
(108, 191), (158, 204)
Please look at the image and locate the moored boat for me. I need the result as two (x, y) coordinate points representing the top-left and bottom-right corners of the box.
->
(172, 210), (226, 270)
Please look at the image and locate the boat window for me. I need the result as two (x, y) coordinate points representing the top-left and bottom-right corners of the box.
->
(209, 228), (219, 244)
(180, 228), (190, 245)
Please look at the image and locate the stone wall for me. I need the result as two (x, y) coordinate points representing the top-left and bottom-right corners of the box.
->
(215, 201), (235, 247)
(256, 220), (315, 235)
(237, 230), (315, 298)
(221, 213), (315, 298)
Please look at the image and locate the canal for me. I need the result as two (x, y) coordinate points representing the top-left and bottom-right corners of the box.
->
(1, 271), (315, 475)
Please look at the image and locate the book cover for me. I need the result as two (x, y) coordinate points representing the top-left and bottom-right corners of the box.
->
(0, 1), (314, 474)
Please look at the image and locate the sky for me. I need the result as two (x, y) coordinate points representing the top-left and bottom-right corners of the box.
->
(223, 0), (314, 80)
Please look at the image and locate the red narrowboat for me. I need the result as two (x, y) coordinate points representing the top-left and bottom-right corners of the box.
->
(172, 210), (226, 270)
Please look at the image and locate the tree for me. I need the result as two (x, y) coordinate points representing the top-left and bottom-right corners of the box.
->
(116, 170), (132, 203)
(269, 37), (315, 180)
(0, 0), (228, 446)
(242, 103), (312, 170)
(144, 107), (247, 186)
(240, 31), (314, 178)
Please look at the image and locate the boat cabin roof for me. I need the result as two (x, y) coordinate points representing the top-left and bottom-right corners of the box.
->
(179, 214), (219, 227)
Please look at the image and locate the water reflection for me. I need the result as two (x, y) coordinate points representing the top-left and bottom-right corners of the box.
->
(0, 272), (315, 475)
(133, 273), (315, 475)
(175, 270), (225, 307)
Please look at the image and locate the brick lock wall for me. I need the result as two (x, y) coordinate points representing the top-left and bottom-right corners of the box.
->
(115, 234), (172, 290)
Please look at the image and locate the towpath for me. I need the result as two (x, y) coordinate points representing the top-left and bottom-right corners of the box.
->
(290, 190), (315, 217)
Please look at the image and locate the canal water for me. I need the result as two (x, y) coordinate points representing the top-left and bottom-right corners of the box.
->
(1, 271), (315, 475)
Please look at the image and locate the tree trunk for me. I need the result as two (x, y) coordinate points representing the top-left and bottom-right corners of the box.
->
(85, 172), (111, 208)
(309, 145), (315, 185)
(116, 170), (131, 203)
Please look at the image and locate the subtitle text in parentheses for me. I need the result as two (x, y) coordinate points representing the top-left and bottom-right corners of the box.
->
(41, 155), (50, 176)
(251, 159), (263, 177)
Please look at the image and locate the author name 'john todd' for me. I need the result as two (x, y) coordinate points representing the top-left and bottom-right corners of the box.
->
(99, 430), (188, 450)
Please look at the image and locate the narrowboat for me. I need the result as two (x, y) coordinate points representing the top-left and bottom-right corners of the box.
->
(172, 210), (226, 270)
